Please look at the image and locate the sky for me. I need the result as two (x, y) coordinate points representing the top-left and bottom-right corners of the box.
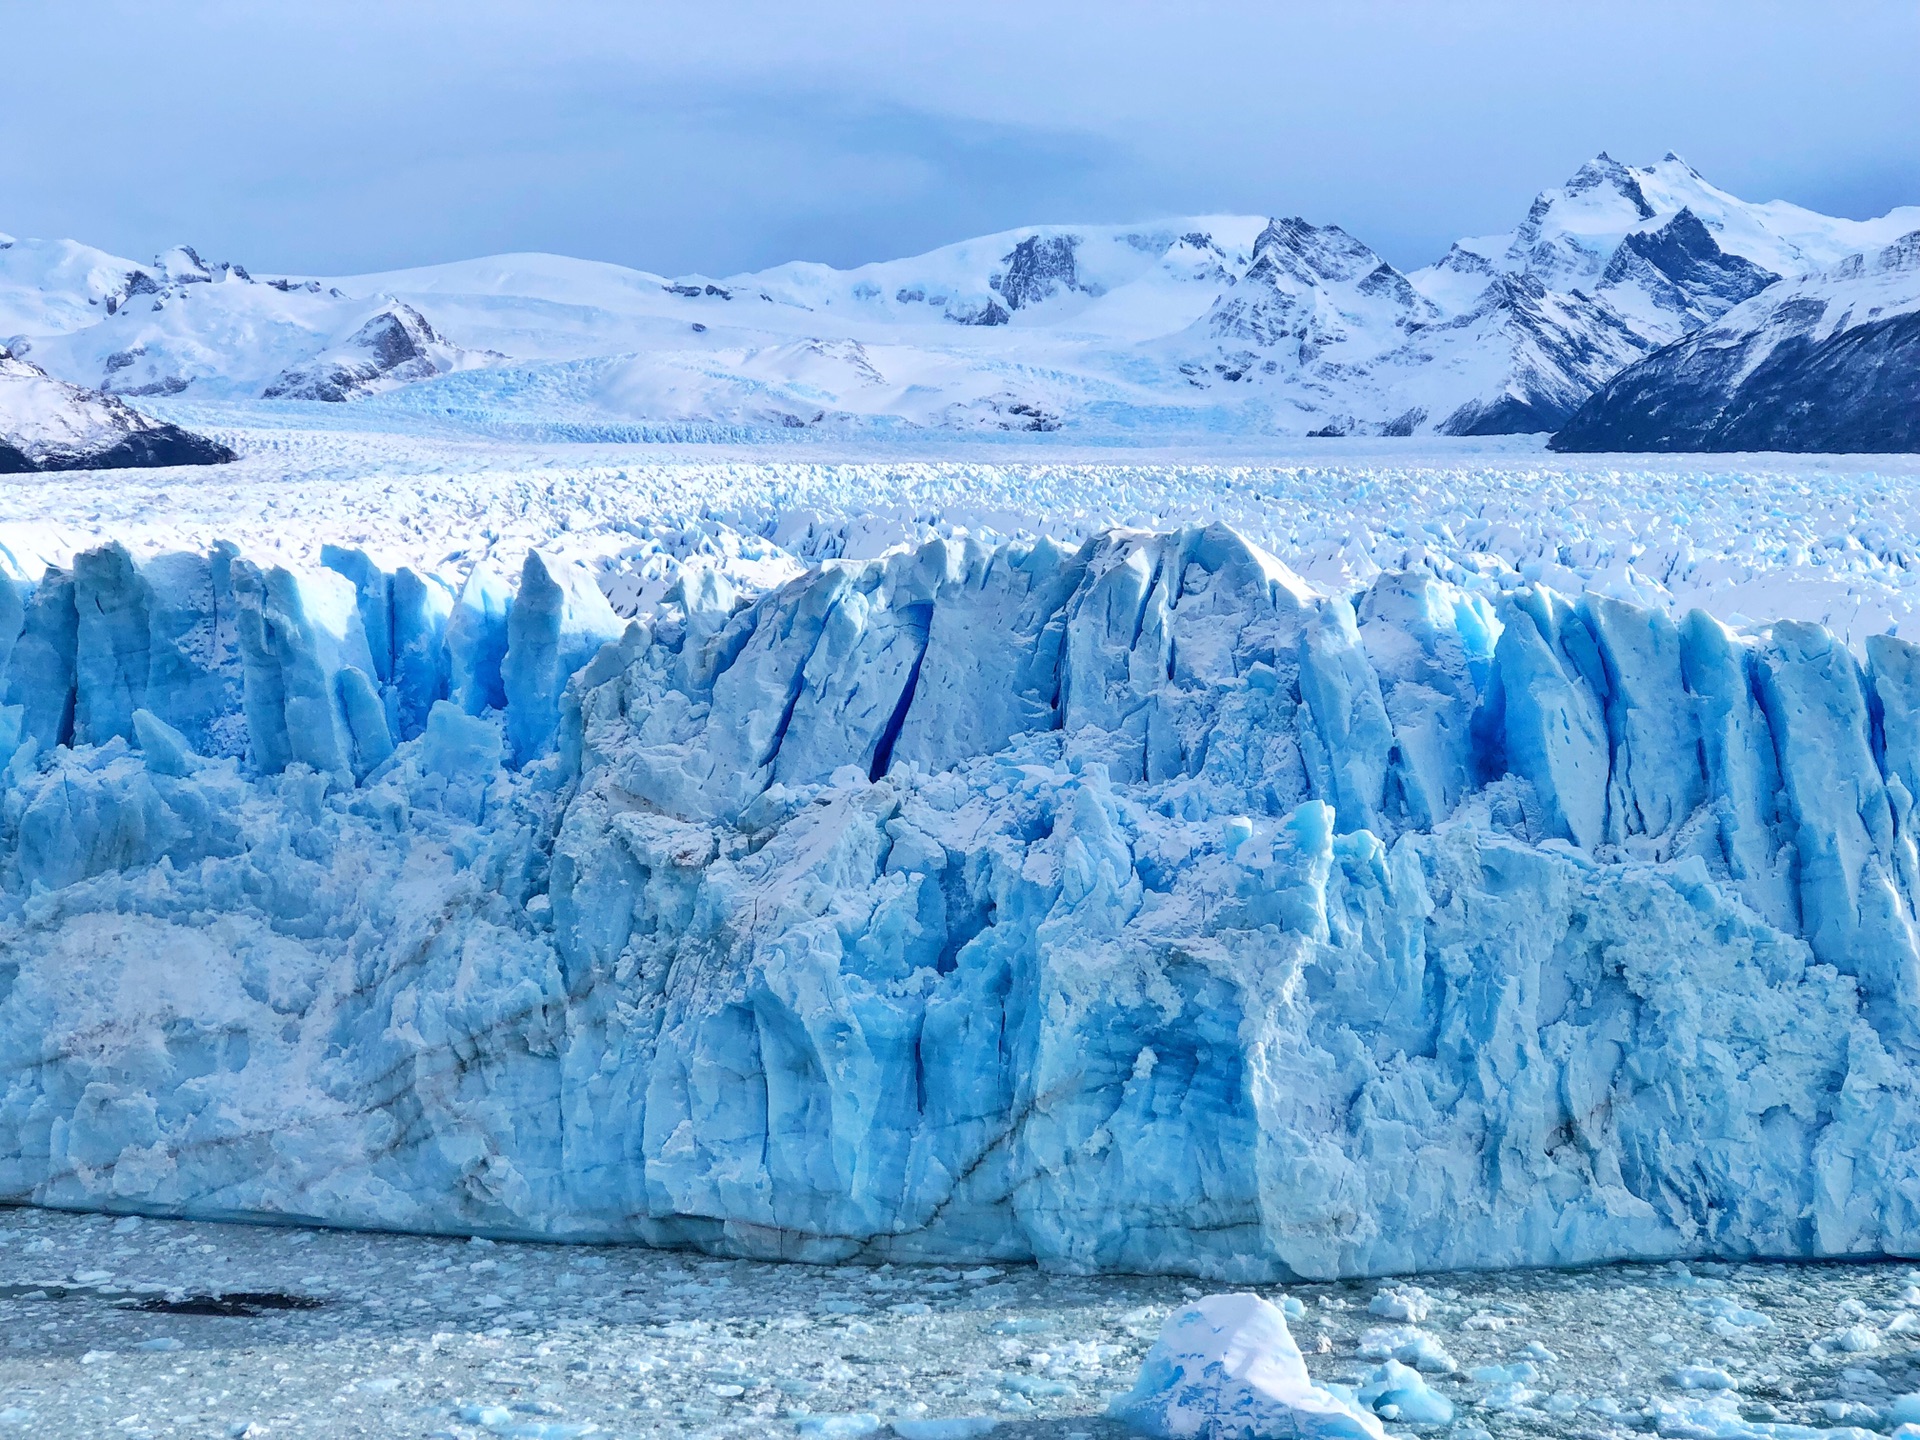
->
(4, 1), (1917, 279)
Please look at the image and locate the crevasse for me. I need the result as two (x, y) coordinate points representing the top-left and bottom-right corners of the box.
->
(3, 524), (1919, 1281)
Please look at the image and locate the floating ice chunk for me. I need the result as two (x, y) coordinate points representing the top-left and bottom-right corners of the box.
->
(1891, 1396), (1920, 1426)
(1108, 1293), (1384, 1439)
(1478, 1383), (1540, 1413)
(1367, 1286), (1430, 1323)
(1470, 1362), (1538, 1385)
(794, 1417), (883, 1439)
(1358, 1359), (1454, 1424)
(1671, 1366), (1738, 1391)
(891, 1420), (999, 1439)
(1826, 1325), (1882, 1353)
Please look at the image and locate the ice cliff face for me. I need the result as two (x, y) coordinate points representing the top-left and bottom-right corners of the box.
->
(5, 526), (1920, 1279)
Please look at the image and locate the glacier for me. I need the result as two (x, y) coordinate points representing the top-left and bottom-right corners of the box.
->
(5, 523), (1920, 1281)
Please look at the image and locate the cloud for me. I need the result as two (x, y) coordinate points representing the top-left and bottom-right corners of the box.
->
(2, 1), (1916, 275)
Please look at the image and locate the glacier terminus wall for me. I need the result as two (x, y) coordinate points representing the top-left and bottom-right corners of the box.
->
(3, 524), (1920, 1281)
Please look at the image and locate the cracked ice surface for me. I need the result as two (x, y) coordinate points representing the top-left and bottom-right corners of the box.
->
(5, 1208), (1920, 1440)
(7, 426), (1920, 645)
(7, 511), (1920, 1276)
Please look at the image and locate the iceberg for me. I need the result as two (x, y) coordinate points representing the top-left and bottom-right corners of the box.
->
(3, 523), (1920, 1279)
(1108, 1293), (1383, 1439)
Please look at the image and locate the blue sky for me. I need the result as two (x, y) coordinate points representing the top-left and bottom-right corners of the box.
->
(5, 1), (1916, 277)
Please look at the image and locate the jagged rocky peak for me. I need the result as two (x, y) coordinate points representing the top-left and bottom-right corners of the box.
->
(1597, 206), (1778, 329)
(1433, 242), (1496, 278)
(1157, 230), (1235, 283)
(1506, 152), (1664, 287)
(156, 244), (213, 284)
(353, 303), (442, 369)
(1562, 152), (1658, 216)
(1245, 216), (1386, 288)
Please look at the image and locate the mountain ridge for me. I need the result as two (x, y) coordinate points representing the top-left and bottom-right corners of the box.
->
(5, 156), (1917, 447)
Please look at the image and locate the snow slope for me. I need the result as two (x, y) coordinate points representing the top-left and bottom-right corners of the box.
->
(7, 155), (1916, 443)
(0, 232), (146, 339)
(22, 257), (488, 403)
(6, 520), (1920, 1277)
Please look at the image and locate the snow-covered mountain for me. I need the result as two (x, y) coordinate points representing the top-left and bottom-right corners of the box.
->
(14, 245), (489, 402)
(0, 348), (233, 472)
(6, 155), (1917, 442)
(1553, 229), (1920, 453)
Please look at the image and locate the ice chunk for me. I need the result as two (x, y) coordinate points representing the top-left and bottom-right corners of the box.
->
(1366, 1286), (1429, 1322)
(500, 551), (622, 766)
(794, 1417), (883, 1439)
(1107, 1293), (1383, 1439)
(131, 707), (199, 777)
(3, 565), (76, 749)
(891, 1421), (999, 1439)
(231, 560), (380, 779)
(1358, 1359), (1454, 1424)
(1671, 1366), (1737, 1391)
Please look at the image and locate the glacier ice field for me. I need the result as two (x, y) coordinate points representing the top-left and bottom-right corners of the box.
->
(6, 428), (1920, 1286)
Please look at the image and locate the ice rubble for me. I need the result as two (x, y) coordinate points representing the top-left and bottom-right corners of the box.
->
(5, 522), (1920, 1279)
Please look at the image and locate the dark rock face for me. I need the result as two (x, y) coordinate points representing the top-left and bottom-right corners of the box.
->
(1442, 391), (1577, 437)
(992, 235), (1087, 311)
(262, 303), (447, 401)
(946, 299), (1010, 327)
(1599, 209), (1778, 326)
(1554, 229), (1920, 453)
(0, 350), (234, 472)
(32, 424), (235, 471)
(1551, 308), (1920, 453)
